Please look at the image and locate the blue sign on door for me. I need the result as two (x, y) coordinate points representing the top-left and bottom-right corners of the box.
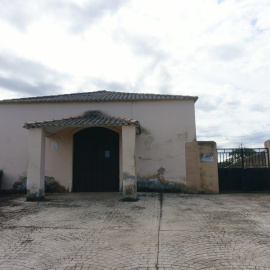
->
(105, 151), (110, 158)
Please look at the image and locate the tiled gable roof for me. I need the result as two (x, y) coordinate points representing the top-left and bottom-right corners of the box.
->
(1, 90), (198, 103)
(23, 112), (141, 133)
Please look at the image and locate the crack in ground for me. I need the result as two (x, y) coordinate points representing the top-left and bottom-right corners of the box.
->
(156, 192), (163, 269)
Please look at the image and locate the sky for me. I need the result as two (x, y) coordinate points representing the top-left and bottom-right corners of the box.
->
(0, 0), (270, 148)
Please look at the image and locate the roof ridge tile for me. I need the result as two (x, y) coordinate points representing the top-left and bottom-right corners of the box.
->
(2, 90), (198, 103)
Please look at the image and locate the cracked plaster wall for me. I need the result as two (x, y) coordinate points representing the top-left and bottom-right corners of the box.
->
(0, 100), (196, 190)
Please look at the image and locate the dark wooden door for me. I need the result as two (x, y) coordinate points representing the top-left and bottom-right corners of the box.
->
(73, 127), (119, 192)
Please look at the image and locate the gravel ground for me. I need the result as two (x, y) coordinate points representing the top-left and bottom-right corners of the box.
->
(0, 192), (270, 270)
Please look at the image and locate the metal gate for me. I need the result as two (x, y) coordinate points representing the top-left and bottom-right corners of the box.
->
(217, 148), (270, 193)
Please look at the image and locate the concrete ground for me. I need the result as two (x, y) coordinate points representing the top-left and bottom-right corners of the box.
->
(0, 193), (270, 270)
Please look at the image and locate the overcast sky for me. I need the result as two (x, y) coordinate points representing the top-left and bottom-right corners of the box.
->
(0, 0), (270, 148)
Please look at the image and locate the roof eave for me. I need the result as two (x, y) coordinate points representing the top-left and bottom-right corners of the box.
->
(23, 123), (141, 134)
(2, 97), (198, 104)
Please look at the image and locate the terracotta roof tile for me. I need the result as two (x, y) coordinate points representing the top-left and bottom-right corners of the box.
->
(23, 112), (141, 133)
(1, 90), (198, 103)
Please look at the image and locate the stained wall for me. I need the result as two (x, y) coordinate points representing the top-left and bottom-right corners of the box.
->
(185, 141), (219, 193)
(0, 99), (196, 190)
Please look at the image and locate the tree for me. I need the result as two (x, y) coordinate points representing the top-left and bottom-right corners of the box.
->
(218, 147), (257, 168)
(229, 148), (256, 162)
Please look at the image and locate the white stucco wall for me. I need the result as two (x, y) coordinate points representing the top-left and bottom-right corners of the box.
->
(0, 100), (196, 190)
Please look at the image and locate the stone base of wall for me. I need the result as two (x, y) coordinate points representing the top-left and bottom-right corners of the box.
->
(123, 178), (137, 199)
(137, 178), (207, 193)
(138, 178), (213, 193)
(0, 176), (68, 195)
(137, 178), (183, 192)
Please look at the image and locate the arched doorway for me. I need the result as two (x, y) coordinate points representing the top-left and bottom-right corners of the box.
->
(73, 127), (119, 192)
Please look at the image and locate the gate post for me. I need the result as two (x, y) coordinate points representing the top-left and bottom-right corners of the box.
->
(264, 140), (270, 168)
(186, 141), (219, 193)
(241, 148), (244, 169)
(122, 126), (137, 200)
(26, 128), (45, 201)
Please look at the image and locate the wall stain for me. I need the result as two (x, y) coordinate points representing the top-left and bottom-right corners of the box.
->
(12, 176), (67, 194)
(137, 177), (206, 193)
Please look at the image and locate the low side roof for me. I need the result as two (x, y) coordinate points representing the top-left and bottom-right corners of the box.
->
(23, 112), (141, 133)
(1, 90), (198, 103)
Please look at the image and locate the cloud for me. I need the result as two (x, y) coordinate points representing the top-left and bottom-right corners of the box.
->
(250, 104), (268, 113)
(89, 78), (132, 92)
(0, 0), (129, 33)
(0, 76), (62, 97)
(0, 54), (67, 82)
(0, 0), (270, 148)
(214, 131), (270, 149)
(112, 29), (171, 93)
(0, 0), (39, 31)
(0, 54), (69, 97)
(52, 0), (129, 33)
(209, 44), (244, 61)
(113, 29), (167, 60)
